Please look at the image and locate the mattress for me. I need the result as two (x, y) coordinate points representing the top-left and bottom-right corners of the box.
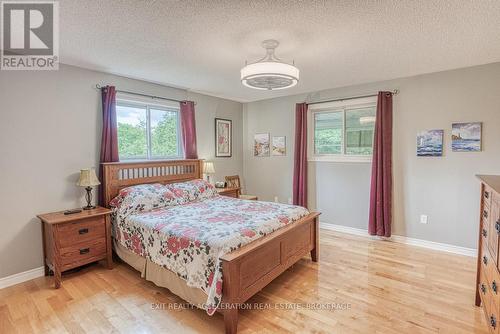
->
(112, 181), (309, 314)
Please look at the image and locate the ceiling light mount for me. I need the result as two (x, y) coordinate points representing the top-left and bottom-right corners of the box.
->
(241, 39), (299, 90)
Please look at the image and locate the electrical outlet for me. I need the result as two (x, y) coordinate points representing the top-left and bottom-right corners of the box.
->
(274, 196), (279, 203)
(288, 197), (292, 204)
(420, 215), (428, 224)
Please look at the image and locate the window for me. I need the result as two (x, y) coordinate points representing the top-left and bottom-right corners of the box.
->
(116, 98), (181, 160)
(314, 111), (343, 154)
(309, 97), (376, 162)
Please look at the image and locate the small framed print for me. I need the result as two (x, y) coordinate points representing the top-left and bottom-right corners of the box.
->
(451, 122), (482, 152)
(254, 133), (270, 157)
(215, 118), (232, 157)
(272, 136), (286, 156)
(417, 130), (443, 157)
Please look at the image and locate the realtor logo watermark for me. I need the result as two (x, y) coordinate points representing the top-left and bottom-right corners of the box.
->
(1, 0), (59, 70)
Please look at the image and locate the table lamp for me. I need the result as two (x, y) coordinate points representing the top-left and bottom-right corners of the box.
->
(77, 168), (101, 210)
(203, 161), (215, 184)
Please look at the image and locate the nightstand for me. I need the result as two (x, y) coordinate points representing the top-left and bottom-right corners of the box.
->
(37, 206), (112, 288)
(216, 187), (258, 200)
(216, 186), (241, 198)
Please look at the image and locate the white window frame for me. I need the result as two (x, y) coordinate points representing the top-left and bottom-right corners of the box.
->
(116, 93), (182, 161)
(308, 96), (376, 163)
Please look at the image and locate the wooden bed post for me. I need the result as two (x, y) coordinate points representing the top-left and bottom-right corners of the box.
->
(197, 159), (204, 179)
(311, 215), (320, 262)
(223, 308), (238, 334)
(222, 259), (240, 334)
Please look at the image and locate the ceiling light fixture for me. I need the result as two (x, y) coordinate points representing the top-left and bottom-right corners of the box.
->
(241, 40), (299, 90)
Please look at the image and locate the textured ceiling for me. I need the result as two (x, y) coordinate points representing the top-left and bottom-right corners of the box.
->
(59, 0), (500, 102)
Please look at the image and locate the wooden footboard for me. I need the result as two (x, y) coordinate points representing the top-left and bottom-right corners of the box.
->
(220, 212), (320, 334)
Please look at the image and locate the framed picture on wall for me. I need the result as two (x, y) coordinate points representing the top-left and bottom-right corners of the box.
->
(215, 118), (232, 157)
(272, 136), (286, 156)
(417, 130), (444, 157)
(451, 122), (482, 152)
(254, 133), (270, 157)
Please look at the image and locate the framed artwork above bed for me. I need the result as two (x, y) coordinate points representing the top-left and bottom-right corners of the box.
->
(215, 118), (232, 157)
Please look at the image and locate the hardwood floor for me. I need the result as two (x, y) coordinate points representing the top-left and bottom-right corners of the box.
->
(0, 230), (489, 333)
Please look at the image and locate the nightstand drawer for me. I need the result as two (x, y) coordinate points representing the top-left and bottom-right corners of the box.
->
(58, 217), (105, 248)
(223, 190), (238, 198)
(60, 238), (106, 269)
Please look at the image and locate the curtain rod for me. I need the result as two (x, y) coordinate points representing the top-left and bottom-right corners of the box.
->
(306, 89), (399, 106)
(95, 84), (196, 105)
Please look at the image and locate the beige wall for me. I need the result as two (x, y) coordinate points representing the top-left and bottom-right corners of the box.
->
(0, 64), (243, 278)
(243, 63), (500, 249)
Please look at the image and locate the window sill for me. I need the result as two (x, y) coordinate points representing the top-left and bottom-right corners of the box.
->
(119, 157), (184, 162)
(308, 155), (372, 163)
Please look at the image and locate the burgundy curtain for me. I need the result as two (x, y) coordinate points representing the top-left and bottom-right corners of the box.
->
(98, 86), (119, 206)
(180, 101), (198, 159)
(293, 103), (308, 207)
(368, 92), (393, 237)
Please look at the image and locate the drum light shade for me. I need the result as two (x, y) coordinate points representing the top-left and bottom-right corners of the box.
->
(241, 40), (299, 91)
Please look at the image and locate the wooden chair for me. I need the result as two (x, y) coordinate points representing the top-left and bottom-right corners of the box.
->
(225, 175), (258, 201)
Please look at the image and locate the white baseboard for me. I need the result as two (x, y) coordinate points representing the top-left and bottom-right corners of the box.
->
(320, 222), (477, 257)
(0, 266), (45, 290)
(320, 223), (371, 238)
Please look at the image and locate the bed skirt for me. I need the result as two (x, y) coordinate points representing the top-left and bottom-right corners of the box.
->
(114, 240), (208, 308)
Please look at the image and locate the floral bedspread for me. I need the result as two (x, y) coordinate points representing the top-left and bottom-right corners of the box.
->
(112, 181), (309, 315)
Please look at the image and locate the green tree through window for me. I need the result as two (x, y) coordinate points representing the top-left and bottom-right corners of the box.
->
(116, 103), (180, 160)
(117, 120), (147, 158)
(151, 109), (179, 157)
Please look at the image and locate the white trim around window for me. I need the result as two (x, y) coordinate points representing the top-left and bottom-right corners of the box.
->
(310, 155), (373, 163)
(308, 96), (376, 163)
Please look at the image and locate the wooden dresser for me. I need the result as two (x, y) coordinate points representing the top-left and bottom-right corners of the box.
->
(476, 175), (500, 333)
(38, 207), (112, 288)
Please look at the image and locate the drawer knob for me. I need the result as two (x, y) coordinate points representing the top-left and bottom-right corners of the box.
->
(493, 281), (498, 294)
(483, 229), (488, 237)
(79, 248), (90, 255)
(485, 191), (490, 199)
(497, 221), (500, 234)
(491, 315), (497, 329)
(79, 228), (89, 235)
(481, 283), (487, 294)
(483, 256), (488, 265)
(484, 210), (489, 219)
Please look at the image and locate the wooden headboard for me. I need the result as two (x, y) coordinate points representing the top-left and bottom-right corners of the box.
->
(101, 159), (204, 207)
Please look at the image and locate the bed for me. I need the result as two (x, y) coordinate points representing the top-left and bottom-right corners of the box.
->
(102, 159), (320, 334)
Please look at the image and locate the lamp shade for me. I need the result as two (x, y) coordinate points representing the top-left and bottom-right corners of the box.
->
(203, 161), (215, 174)
(77, 168), (101, 187)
